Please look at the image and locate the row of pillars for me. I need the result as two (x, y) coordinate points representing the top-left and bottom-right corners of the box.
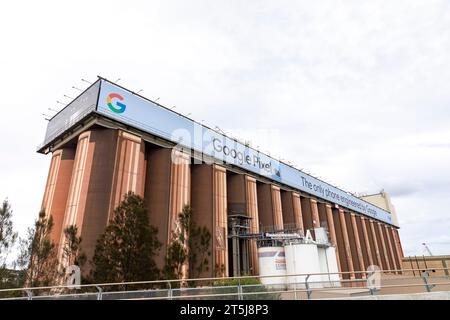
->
(41, 128), (404, 279)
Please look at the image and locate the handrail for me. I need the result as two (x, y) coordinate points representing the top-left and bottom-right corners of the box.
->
(0, 267), (448, 299)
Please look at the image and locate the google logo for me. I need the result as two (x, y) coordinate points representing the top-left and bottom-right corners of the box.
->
(106, 93), (126, 113)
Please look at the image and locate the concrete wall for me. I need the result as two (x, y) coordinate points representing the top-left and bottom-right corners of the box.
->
(40, 128), (405, 280)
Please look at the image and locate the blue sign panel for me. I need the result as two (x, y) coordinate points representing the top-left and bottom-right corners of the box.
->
(96, 79), (394, 226)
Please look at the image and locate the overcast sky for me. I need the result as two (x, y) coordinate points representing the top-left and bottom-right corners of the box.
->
(0, 0), (449, 258)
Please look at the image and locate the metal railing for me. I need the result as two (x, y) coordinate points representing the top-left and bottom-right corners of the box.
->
(0, 267), (449, 300)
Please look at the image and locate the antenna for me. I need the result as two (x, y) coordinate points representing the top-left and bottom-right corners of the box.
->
(154, 97), (160, 102)
(422, 243), (433, 256)
(115, 78), (121, 83)
(48, 108), (59, 113)
(136, 89), (143, 94)
(63, 94), (74, 100)
(41, 113), (51, 121)
(81, 78), (92, 84)
(72, 86), (83, 92)
(56, 100), (66, 106)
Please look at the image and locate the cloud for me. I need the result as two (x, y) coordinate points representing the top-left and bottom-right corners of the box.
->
(0, 0), (449, 257)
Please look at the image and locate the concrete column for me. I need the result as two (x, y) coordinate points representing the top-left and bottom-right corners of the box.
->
(355, 215), (370, 271)
(383, 224), (398, 273)
(325, 204), (341, 272)
(271, 186), (284, 230)
(346, 213), (363, 278)
(332, 208), (349, 278)
(191, 164), (228, 278)
(59, 129), (119, 268)
(369, 220), (383, 269)
(280, 191), (304, 234)
(107, 131), (146, 220)
(245, 176), (259, 275)
(256, 184), (283, 231)
(339, 209), (355, 279)
(376, 222), (391, 271)
(310, 199), (320, 228)
(360, 217), (374, 267)
(350, 214), (366, 277)
(213, 166), (228, 277)
(388, 226), (402, 272)
(41, 148), (75, 246)
(300, 196), (314, 237)
(145, 147), (191, 272)
(392, 227), (404, 261)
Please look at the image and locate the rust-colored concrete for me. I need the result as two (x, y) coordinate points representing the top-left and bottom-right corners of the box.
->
(359, 217), (374, 267)
(354, 215), (370, 271)
(145, 147), (191, 272)
(108, 131), (146, 220)
(256, 183), (272, 229)
(245, 176), (259, 275)
(375, 222), (391, 271)
(191, 164), (228, 278)
(338, 209), (355, 279)
(389, 228), (402, 270)
(317, 202), (328, 228)
(226, 174), (259, 275)
(60, 129), (118, 269)
(300, 196), (314, 238)
(368, 219), (383, 268)
(145, 147), (172, 270)
(271, 186), (284, 230)
(280, 191), (304, 233)
(383, 224), (398, 273)
(345, 212), (363, 278)
(310, 199), (320, 228)
(324, 204), (341, 272)
(392, 227), (404, 262)
(332, 208), (349, 278)
(256, 184), (284, 231)
(41, 148), (75, 246)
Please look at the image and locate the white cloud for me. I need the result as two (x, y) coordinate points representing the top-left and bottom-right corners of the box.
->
(0, 0), (449, 257)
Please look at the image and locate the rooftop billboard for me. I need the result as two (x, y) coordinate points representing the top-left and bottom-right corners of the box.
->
(96, 79), (394, 226)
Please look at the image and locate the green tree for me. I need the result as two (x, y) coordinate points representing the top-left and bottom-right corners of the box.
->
(62, 225), (86, 268)
(91, 192), (161, 283)
(16, 210), (58, 287)
(0, 199), (18, 291)
(0, 199), (17, 262)
(164, 205), (211, 280)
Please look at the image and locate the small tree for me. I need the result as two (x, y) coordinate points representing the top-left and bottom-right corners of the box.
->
(0, 199), (18, 292)
(91, 192), (161, 284)
(0, 199), (18, 264)
(164, 205), (211, 280)
(16, 210), (58, 287)
(62, 225), (86, 268)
